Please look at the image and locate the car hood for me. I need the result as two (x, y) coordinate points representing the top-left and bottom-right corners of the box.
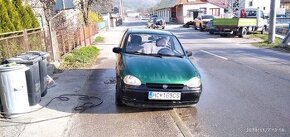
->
(123, 54), (200, 84)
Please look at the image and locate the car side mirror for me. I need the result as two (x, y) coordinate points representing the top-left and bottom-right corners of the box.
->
(186, 51), (192, 57)
(113, 47), (122, 54)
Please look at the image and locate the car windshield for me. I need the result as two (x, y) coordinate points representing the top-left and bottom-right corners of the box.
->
(246, 11), (257, 17)
(125, 34), (185, 57)
(153, 17), (163, 23)
(202, 15), (213, 19)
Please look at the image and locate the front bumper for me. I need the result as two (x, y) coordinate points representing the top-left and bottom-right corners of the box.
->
(120, 85), (201, 108)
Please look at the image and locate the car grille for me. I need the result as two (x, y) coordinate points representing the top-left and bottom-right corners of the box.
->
(146, 83), (184, 89)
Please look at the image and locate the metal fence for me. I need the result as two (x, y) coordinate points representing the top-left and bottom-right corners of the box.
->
(0, 28), (46, 60)
(276, 18), (290, 25)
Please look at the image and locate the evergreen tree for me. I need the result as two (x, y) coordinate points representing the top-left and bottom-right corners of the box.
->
(13, 0), (32, 29)
(3, 0), (22, 31)
(0, 0), (15, 32)
(25, 5), (40, 28)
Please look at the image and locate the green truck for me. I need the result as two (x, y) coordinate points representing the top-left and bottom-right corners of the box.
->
(213, 8), (268, 37)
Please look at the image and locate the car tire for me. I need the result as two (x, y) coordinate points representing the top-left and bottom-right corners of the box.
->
(238, 27), (247, 38)
(220, 34), (228, 37)
(200, 27), (204, 31)
(115, 79), (124, 106)
(261, 26), (266, 34)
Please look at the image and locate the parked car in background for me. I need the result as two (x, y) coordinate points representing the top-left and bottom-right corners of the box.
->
(206, 20), (220, 35)
(194, 15), (214, 31)
(147, 17), (166, 29)
(112, 29), (202, 108)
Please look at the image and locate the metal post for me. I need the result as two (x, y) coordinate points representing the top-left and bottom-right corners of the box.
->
(119, 0), (123, 17)
(48, 11), (64, 61)
(268, 0), (277, 43)
(23, 29), (30, 51)
(281, 31), (290, 47)
(88, 24), (91, 45)
(82, 25), (87, 46)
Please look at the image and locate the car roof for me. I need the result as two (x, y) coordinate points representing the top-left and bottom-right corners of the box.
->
(127, 28), (173, 36)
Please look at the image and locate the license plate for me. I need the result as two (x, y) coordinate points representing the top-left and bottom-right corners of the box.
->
(148, 91), (181, 100)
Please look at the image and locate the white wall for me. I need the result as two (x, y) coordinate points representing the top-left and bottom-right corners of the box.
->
(182, 3), (224, 23)
(239, 0), (281, 15)
(127, 13), (140, 17)
(155, 9), (171, 22)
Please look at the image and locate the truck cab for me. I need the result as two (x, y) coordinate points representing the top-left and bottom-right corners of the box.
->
(245, 8), (268, 33)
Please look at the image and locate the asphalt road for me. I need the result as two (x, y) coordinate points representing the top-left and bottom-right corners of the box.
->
(66, 21), (290, 137)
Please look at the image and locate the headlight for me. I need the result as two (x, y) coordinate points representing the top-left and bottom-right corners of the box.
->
(186, 77), (201, 88)
(124, 75), (141, 86)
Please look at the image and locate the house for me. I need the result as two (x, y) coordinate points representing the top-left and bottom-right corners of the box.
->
(281, 0), (290, 13)
(126, 10), (140, 18)
(229, 0), (281, 16)
(153, 0), (225, 24)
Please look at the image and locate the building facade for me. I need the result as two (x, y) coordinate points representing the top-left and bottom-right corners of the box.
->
(281, 0), (290, 12)
(229, 0), (281, 15)
(154, 0), (224, 24)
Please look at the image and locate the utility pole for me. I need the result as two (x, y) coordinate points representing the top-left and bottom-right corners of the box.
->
(119, 0), (123, 18)
(268, 0), (277, 43)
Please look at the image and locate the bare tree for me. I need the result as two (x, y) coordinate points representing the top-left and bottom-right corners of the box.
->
(78, 0), (112, 26)
(92, 0), (113, 14)
(39, 0), (55, 22)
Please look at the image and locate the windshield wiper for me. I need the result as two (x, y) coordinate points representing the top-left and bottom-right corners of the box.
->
(157, 53), (183, 58)
(126, 51), (162, 58)
(126, 51), (144, 55)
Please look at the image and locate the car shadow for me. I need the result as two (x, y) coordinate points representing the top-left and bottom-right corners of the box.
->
(37, 68), (175, 115)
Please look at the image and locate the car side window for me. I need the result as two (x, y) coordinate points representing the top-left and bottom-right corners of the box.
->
(126, 34), (143, 52)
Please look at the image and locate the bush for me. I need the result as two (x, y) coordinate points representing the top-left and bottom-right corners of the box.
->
(3, 0), (22, 31)
(13, 0), (32, 29)
(88, 11), (103, 24)
(25, 5), (39, 28)
(95, 36), (104, 43)
(0, 0), (15, 32)
(61, 46), (99, 69)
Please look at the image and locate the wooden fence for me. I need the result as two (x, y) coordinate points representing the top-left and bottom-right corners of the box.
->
(0, 21), (107, 61)
(56, 24), (99, 56)
(0, 28), (46, 60)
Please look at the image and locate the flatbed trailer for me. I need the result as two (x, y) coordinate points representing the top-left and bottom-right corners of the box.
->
(213, 18), (266, 37)
(212, 8), (268, 38)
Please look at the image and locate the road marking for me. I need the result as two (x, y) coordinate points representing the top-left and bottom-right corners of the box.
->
(170, 109), (193, 137)
(200, 50), (228, 60)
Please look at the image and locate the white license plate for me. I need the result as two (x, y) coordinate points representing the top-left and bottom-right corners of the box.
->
(148, 91), (181, 100)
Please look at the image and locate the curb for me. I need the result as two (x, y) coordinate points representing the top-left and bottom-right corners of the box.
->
(170, 109), (193, 137)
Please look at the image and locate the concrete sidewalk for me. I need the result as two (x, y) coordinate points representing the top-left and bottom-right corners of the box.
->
(0, 28), (124, 137)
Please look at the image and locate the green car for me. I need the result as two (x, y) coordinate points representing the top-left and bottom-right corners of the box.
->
(113, 29), (202, 108)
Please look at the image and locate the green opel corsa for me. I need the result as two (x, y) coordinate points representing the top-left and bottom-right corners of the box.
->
(113, 28), (202, 108)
